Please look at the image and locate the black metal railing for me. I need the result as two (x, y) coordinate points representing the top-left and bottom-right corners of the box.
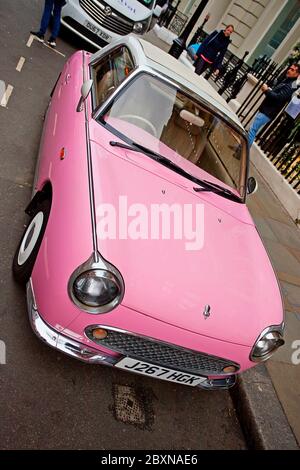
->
(186, 33), (276, 102)
(256, 112), (300, 194)
(206, 50), (251, 101)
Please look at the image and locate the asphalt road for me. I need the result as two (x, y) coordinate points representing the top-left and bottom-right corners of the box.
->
(0, 0), (247, 450)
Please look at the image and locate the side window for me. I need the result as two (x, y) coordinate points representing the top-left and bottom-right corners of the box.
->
(92, 47), (134, 108)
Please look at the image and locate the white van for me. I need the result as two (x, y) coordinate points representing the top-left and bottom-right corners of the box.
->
(61, 0), (162, 49)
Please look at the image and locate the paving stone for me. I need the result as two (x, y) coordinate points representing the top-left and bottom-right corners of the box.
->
(263, 239), (300, 278)
(287, 246), (300, 264)
(251, 215), (278, 242)
(269, 311), (300, 364)
(267, 219), (300, 251)
(280, 282), (300, 313)
(266, 361), (300, 446)
(247, 197), (267, 218)
(248, 167), (295, 225)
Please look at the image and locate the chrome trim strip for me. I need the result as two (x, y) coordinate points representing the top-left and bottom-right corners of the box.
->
(82, 51), (99, 263)
(27, 280), (117, 364)
(84, 324), (240, 374)
(92, 66), (144, 119)
(200, 375), (236, 390)
(89, 44), (138, 117)
(92, 64), (247, 139)
(68, 52), (125, 314)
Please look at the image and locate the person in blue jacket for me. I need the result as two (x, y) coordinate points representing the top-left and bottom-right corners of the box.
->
(248, 63), (299, 146)
(194, 25), (234, 77)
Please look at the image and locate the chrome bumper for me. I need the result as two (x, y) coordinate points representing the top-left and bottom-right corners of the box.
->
(26, 280), (236, 390)
(26, 280), (116, 365)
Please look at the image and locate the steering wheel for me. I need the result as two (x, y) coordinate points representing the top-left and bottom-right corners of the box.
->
(119, 114), (158, 137)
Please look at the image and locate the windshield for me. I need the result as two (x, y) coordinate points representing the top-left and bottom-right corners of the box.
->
(137, 0), (155, 8)
(99, 73), (248, 199)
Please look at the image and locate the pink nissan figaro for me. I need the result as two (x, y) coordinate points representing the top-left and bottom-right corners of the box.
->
(13, 35), (284, 390)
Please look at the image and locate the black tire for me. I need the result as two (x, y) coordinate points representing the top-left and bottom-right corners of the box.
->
(12, 199), (51, 284)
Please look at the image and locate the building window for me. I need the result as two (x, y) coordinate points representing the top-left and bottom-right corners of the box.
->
(252, 0), (300, 60)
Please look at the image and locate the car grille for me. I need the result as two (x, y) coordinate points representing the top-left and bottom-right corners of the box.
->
(89, 328), (240, 376)
(79, 0), (134, 35)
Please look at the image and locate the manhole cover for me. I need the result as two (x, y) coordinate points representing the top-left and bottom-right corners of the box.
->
(113, 385), (146, 425)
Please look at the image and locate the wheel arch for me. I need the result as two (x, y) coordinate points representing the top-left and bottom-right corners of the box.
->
(25, 182), (53, 217)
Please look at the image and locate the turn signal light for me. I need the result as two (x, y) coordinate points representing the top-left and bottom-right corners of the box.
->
(59, 147), (66, 160)
(92, 328), (107, 340)
(222, 365), (238, 374)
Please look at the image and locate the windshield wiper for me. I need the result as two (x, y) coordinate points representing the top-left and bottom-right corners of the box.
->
(193, 180), (241, 202)
(110, 140), (241, 203)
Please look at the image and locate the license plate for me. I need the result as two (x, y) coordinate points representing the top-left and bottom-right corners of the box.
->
(115, 357), (207, 387)
(84, 20), (111, 42)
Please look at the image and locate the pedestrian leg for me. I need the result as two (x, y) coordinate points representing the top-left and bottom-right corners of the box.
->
(194, 57), (209, 76)
(248, 112), (271, 147)
(39, 0), (55, 35)
(51, 0), (64, 40)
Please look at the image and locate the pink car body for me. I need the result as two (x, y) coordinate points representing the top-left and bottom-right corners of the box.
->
(15, 36), (284, 390)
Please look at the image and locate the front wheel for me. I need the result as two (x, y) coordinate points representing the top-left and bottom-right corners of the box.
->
(12, 199), (51, 284)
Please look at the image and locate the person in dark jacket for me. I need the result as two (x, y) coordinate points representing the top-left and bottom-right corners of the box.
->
(194, 25), (234, 76)
(248, 63), (300, 146)
(31, 0), (66, 48)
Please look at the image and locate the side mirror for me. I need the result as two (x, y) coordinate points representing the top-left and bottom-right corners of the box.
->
(153, 5), (162, 17)
(76, 79), (93, 112)
(247, 176), (258, 195)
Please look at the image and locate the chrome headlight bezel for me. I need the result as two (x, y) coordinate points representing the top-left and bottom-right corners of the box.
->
(250, 324), (285, 362)
(68, 253), (125, 314)
(133, 20), (149, 34)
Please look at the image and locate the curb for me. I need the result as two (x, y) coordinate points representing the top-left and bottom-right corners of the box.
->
(230, 364), (299, 450)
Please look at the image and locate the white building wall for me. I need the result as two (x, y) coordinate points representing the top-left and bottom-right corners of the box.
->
(178, 0), (298, 63)
(217, 0), (288, 58)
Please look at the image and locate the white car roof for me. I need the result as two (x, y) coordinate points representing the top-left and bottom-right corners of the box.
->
(90, 34), (244, 131)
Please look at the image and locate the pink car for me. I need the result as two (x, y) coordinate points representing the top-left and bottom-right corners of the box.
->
(13, 35), (284, 389)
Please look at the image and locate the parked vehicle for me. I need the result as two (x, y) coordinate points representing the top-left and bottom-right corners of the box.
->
(13, 35), (284, 390)
(61, 0), (162, 48)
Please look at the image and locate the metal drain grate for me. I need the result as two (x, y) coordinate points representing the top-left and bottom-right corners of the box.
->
(113, 385), (146, 425)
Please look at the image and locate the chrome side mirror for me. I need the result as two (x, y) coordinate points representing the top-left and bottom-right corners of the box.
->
(247, 176), (258, 195)
(76, 79), (93, 112)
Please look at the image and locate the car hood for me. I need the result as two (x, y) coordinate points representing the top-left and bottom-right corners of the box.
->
(91, 137), (283, 347)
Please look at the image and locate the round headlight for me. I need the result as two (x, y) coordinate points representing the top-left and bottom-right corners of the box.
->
(73, 269), (120, 308)
(250, 329), (284, 362)
(133, 22), (144, 33)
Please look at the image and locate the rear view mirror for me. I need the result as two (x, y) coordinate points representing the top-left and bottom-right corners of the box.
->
(247, 176), (258, 195)
(77, 79), (93, 112)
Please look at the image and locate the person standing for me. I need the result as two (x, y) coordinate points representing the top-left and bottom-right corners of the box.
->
(194, 25), (234, 77)
(248, 63), (300, 147)
(31, 0), (66, 48)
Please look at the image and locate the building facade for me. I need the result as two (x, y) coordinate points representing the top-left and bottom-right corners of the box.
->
(178, 0), (300, 64)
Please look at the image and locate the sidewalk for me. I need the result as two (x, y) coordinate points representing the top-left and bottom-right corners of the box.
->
(144, 27), (300, 448)
(247, 164), (300, 447)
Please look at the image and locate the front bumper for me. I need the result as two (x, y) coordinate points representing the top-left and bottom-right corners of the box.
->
(26, 280), (236, 390)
